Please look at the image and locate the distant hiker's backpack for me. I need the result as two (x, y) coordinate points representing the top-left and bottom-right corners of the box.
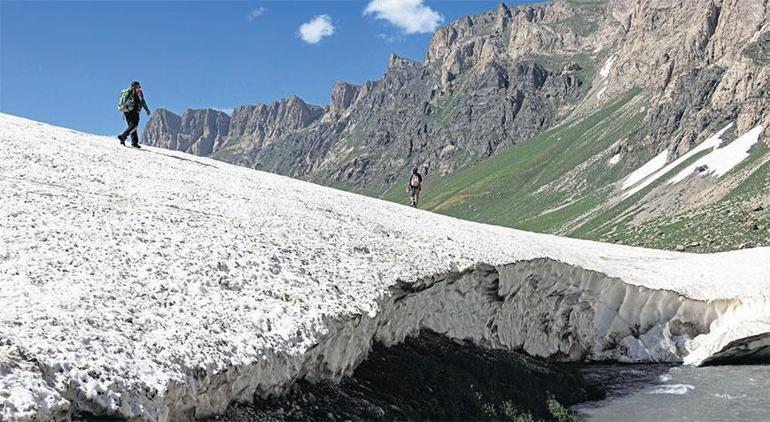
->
(409, 174), (421, 188)
(117, 88), (135, 112)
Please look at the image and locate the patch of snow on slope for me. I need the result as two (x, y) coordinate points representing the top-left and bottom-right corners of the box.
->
(668, 125), (764, 184)
(621, 150), (668, 190)
(622, 124), (733, 198)
(609, 153), (620, 165)
(597, 85), (608, 100)
(600, 55), (616, 79)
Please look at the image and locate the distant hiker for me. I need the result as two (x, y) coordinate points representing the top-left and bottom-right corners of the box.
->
(117, 81), (150, 148)
(406, 167), (423, 208)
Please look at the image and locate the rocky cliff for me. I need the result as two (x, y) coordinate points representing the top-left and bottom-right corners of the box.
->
(143, 108), (230, 156)
(143, 0), (769, 198)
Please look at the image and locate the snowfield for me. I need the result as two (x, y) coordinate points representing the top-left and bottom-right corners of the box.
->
(1, 113), (769, 421)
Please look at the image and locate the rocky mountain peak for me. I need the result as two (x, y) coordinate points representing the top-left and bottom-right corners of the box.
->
(218, 95), (324, 153)
(179, 109), (231, 156)
(143, 108), (230, 155)
(387, 52), (420, 71)
(277, 95), (324, 128)
(142, 108), (182, 150)
(328, 81), (361, 118)
(148, 108), (182, 134)
(425, 12), (490, 64)
(496, 2), (512, 31)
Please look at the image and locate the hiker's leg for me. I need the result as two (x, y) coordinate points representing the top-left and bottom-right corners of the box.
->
(130, 124), (139, 144)
(128, 112), (140, 144)
(120, 112), (136, 139)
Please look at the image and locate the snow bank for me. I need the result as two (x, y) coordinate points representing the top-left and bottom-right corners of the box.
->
(1, 114), (769, 421)
(668, 125), (764, 183)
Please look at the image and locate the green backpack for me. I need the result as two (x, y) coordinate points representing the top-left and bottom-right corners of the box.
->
(117, 88), (135, 112)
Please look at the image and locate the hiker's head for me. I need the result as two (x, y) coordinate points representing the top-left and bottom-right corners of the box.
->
(131, 81), (141, 89)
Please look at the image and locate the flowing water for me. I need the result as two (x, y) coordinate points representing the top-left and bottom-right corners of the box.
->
(575, 365), (770, 421)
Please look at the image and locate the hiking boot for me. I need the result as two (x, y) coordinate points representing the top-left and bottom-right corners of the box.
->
(117, 135), (126, 146)
(130, 141), (141, 149)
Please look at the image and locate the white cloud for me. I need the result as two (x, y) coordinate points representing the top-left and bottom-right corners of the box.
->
(247, 7), (265, 21)
(377, 33), (403, 43)
(364, 0), (443, 34)
(298, 14), (335, 44)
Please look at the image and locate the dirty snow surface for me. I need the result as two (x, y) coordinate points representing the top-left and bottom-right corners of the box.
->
(1, 113), (770, 421)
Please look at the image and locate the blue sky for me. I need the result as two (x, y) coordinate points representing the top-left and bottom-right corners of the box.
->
(1, 0), (533, 135)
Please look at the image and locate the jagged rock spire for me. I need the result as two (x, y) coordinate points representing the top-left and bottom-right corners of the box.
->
(496, 2), (511, 32)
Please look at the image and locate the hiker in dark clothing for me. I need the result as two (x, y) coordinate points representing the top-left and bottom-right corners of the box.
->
(406, 167), (423, 208)
(118, 81), (150, 148)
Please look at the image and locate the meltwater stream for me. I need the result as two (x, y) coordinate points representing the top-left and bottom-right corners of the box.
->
(575, 365), (770, 421)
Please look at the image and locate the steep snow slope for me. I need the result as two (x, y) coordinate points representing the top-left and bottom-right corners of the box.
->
(1, 113), (769, 421)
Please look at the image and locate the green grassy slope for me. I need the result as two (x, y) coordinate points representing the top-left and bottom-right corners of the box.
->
(394, 89), (645, 230)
